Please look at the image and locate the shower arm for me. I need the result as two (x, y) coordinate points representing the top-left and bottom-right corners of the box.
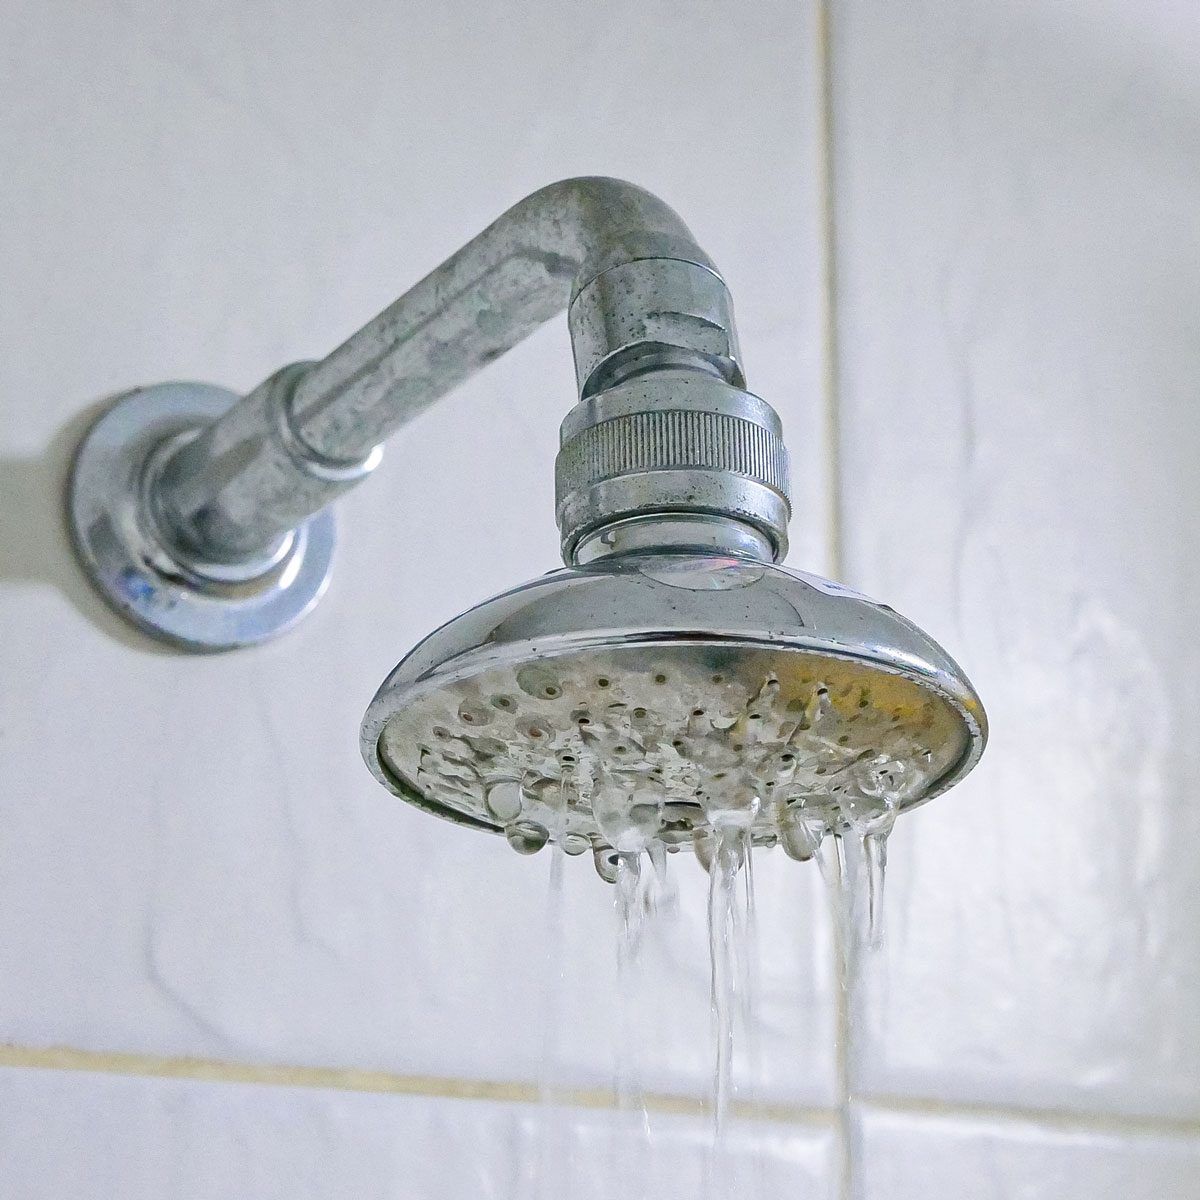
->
(68, 176), (792, 651)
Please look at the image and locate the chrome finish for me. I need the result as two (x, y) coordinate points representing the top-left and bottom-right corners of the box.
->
(360, 555), (988, 861)
(62, 173), (990, 855)
(572, 515), (775, 565)
(554, 371), (790, 563)
(150, 363), (383, 566)
(286, 178), (726, 464)
(68, 176), (784, 648)
(68, 383), (335, 651)
(568, 258), (742, 396)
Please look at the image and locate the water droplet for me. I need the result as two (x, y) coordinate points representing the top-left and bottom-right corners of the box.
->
(707, 826), (746, 1150)
(702, 784), (760, 830)
(485, 780), (523, 823)
(506, 820), (549, 855)
(864, 829), (889, 949)
(750, 675), (780, 709)
(560, 832), (590, 856)
(594, 784), (664, 853)
(592, 844), (619, 883)
(780, 807), (824, 862)
(466, 734), (506, 759)
(645, 841), (677, 914)
(422, 749), (478, 785)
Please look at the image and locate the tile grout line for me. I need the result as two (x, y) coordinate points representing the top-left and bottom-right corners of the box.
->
(5, 1042), (1200, 1142)
(0, 1042), (831, 1127)
(855, 1091), (1200, 1141)
(814, 1), (852, 1198)
(815, 0), (844, 588)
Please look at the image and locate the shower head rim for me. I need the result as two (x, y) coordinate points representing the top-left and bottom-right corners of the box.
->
(360, 627), (987, 837)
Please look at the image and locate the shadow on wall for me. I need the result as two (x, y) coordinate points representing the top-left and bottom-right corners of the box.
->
(0, 397), (176, 656)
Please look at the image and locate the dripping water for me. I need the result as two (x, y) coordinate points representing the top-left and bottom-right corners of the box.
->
(614, 852), (649, 1131)
(737, 836), (762, 1102)
(705, 825), (748, 1197)
(529, 835), (569, 1199)
(737, 836), (767, 1199)
(532, 809), (904, 1200)
(533, 780), (571, 1199)
(612, 848), (664, 1200)
(863, 829), (889, 950)
(706, 828), (740, 1140)
(645, 840), (678, 918)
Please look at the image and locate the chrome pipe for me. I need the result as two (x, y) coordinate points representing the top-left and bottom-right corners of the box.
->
(152, 177), (744, 565)
(68, 176), (791, 650)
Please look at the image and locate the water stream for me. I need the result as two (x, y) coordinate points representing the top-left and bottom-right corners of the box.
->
(613, 852), (650, 1155)
(531, 811), (901, 1199)
(532, 836), (568, 1200)
(394, 624), (952, 1194)
(706, 830), (739, 1141)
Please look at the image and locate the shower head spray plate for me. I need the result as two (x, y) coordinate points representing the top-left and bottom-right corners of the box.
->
(361, 555), (987, 866)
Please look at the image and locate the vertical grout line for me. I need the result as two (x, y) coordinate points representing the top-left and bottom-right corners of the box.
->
(814, 2), (852, 1199)
(815, 0), (845, 586)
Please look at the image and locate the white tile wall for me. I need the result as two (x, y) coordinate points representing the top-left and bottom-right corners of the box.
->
(831, 0), (1200, 1121)
(0, 1066), (837, 1200)
(852, 1106), (1200, 1200)
(0, 0), (834, 1108)
(4, 0), (1200, 1193)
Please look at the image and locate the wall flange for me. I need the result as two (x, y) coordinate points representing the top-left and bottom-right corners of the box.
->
(68, 382), (335, 651)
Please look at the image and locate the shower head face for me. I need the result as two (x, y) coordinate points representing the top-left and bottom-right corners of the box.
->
(361, 555), (987, 863)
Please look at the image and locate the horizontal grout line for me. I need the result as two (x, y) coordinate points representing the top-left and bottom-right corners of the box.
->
(6, 1044), (1198, 1142)
(856, 1091), (1200, 1140)
(0, 1043), (829, 1126)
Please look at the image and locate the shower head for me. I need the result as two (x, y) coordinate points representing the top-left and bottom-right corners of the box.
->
(361, 552), (986, 879)
(65, 175), (987, 873)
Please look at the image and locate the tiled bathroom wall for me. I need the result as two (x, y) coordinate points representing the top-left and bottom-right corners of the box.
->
(1, 1), (1197, 1196)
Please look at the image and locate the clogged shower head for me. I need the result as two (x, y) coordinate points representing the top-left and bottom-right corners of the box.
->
(361, 554), (987, 879)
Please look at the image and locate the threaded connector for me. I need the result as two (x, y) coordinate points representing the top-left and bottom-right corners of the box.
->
(554, 370), (791, 563)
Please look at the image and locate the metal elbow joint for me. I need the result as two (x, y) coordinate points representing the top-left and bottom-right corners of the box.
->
(67, 177), (791, 650)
